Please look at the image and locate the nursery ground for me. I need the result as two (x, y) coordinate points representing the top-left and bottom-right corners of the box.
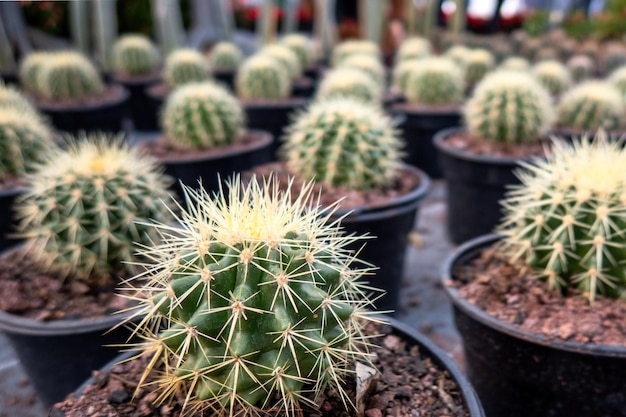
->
(0, 139), (462, 416)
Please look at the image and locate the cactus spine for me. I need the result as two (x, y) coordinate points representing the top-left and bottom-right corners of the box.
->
(163, 49), (211, 89)
(532, 60), (572, 96)
(404, 57), (464, 105)
(35, 51), (105, 100)
(556, 81), (624, 131)
(112, 34), (160, 76)
(315, 68), (382, 105)
(208, 42), (244, 72)
(235, 54), (291, 100)
(163, 81), (245, 150)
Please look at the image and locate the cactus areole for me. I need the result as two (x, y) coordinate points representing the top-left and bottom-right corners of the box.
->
(127, 176), (380, 416)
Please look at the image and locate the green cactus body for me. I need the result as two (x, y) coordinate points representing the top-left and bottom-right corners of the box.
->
(444, 45), (471, 68)
(315, 68), (382, 105)
(331, 40), (380, 67)
(567, 55), (594, 83)
(498, 135), (626, 302)
(35, 51), (105, 100)
(19, 52), (51, 92)
(532, 60), (572, 96)
(464, 49), (495, 85)
(282, 97), (403, 189)
(0, 85), (41, 116)
(464, 70), (555, 144)
(395, 37), (431, 63)
(163, 81), (245, 150)
(608, 66), (626, 102)
(163, 49), (211, 89)
(499, 56), (530, 71)
(556, 81), (624, 131)
(281, 33), (314, 67)
(127, 177), (377, 416)
(260, 44), (302, 81)
(112, 34), (160, 76)
(391, 59), (421, 92)
(17, 136), (173, 281)
(236, 54), (291, 100)
(404, 57), (464, 105)
(209, 42), (244, 72)
(338, 53), (386, 86)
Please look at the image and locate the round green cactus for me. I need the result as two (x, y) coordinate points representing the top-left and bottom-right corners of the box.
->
(163, 49), (211, 88)
(208, 42), (244, 72)
(34, 51), (105, 100)
(0, 84), (42, 117)
(282, 97), (403, 189)
(498, 134), (626, 302)
(315, 68), (382, 105)
(337, 53), (385, 86)
(608, 66), (626, 102)
(464, 49), (495, 85)
(556, 81), (624, 131)
(464, 70), (555, 144)
(444, 44), (471, 68)
(391, 59), (420, 92)
(404, 57), (464, 105)
(395, 37), (431, 63)
(532, 60), (572, 96)
(112, 34), (160, 76)
(16, 135), (173, 281)
(260, 44), (302, 81)
(280, 33), (314, 67)
(567, 54), (595, 83)
(19, 51), (51, 92)
(235, 54), (291, 100)
(499, 56), (530, 71)
(331, 40), (380, 67)
(126, 176), (378, 416)
(163, 81), (245, 150)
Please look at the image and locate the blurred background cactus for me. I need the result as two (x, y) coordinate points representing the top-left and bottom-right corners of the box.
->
(464, 49), (495, 86)
(112, 33), (160, 76)
(259, 44), (302, 81)
(404, 57), (464, 105)
(391, 59), (420, 93)
(394, 37), (431, 64)
(608, 66), (626, 103)
(499, 56), (530, 71)
(236, 54), (291, 100)
(331, 40), (380, 67)
(532, 60), (573, 96)
(556, 81), (624, 131)
(207, 41), (243, 72)
(315, 67), (382, 104)
(567, 54), (595, 83)
(337, 53), (385, 86)
(280, 33), (314, 68)
(33, 51), (105, 100)
(163, 48), (211, 89)
(18, 51), (50, 92)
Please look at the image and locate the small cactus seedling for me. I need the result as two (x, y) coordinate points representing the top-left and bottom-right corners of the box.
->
(394, 37), (431, 63)
(532, 60), (572, 96)
(112, 34), (160, 76)
(567, 55), (595, 83)
(556, 81), (624, 132)
(338, 53), (386, 86)
(163, 49), (211, 89)
(404, 57), (464, 105)
(464, 49), (495, 85)
(282, 97), (403, 190)
(260, 44), (302, 81)
(499, 56), (530, 71)
(34, 51), (105, 100)
(464, 70), (555, 144)
(281, 33), (314, 67)
(208, 42), (244, 72)
(315, 68), (382, 104)
(163, 81), (245, 150)
(391, 59), (421, 93)
(498, 134), (626, 302)
(608, 66), (626, 102)
(331, 40), (380, 67)
(16, 135), (173, 281)
(235, 54), (292, 100)
(19, 51), (51, 92)
(125, 175), (379, 416)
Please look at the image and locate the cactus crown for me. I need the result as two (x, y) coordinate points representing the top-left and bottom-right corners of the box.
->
(532, 60), (572, 96)
(236, 54), (292, 100)
(391, 59), (420, 93)
(338, 53), (386, 86)
(282, 97), (403, 190)
(280, 33), (314, 67)
(315, 68), (382, 105)
(404, 57), (464, 105)
(260, 44), (302, 81)
(556, 81), (624, 131)
(464, 49), (495, 85)
(163, 81), (245, 150)
(112, 34), (160, 76)
(498, 134), (626, 302)
(208, 42), (244, 72)
(567, 54), (594, 83)
(395, 37), (431, 63)
(16, 135), (173, 282)
(126, 176), (378, 416)
(608, 66), (626, 102)
(34, 51), (105, 100)
(499, 56), (530, 71)
(19, 51), (51, 92)
(163, 49), (211, 89)
(331, 40), (380, 67)
(464, 70), (555, 144)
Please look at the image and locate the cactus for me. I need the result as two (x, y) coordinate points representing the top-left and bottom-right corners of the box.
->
(112, 34), (160, 76)
(534, 47), (559, 63)
(163, 49), (211, 89)
(282, 97), (403, 189)
(608, 66), (626, 102)
(464, 70), (555, 144)
(394, 37), (431, 63)
(16, 135), (173, 281)
(208, 42), (244, 72)
(556, 81), (624, 132)
(499, 56), (530, 71)
(391, 59), (420, 92)
(163, 81), (245, 150)
(18, 51), (51, 92)
(0, 84), (42, 117)
(331, 40), (380, 67)
(315, 68), (382, 105)
(404, 57), (464, 105)
(338, 53), (386, 86)
(235, 54), (291, 100)
(260, 44), (302, 81)
(498, 134), (626, 302)
(281, 33), (314, 67)
(567, 55), (595, 83)
(444, 44), (471, 68)
(521, 37), (542, 61)
(532, 60), (572, 96)
(125, 175), (378, 416)
(464, 49), (495, 85)
(34, 51), (105, 100)
(603, 43), (626, 75)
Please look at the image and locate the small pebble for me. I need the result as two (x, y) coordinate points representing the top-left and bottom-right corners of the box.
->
(109, 389), (129, 404)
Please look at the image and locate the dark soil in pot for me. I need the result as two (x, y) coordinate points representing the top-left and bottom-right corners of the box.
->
(51, 317), (484, 417)
(442, 234), (626, 417)
(433, 127), (548, 245)
(111, 72), (161, 131)
(245, 162), (430, 312)
(34, 84), (130, 135)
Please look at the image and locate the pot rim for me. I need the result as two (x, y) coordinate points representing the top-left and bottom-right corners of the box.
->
(441, 233), (626, 358)
(240, 96), (309, 110)
(35, 84), (130, 112)
(391, 102), (462, 117)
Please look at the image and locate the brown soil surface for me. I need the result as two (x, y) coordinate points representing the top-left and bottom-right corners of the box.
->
(52, 321), (470, 417)
(450, 247), (626, 346)
(245, 162), (423, 213)
(147, 82), (170, 99)
(442, 131), (548, 159)
(0, 246), (134, 321)
(33, 84), (127, 109)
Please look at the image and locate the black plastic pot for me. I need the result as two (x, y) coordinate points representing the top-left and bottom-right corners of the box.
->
(433, 127), (525, 245)
(65, 316), (485, 417)
(0, 187), (24, 251)
(292, 77), (315, 98)
(36, 85), (130, 135)
(393, 104), (462, 179)
(111, 73), (161, 131)
(212, 70), (235, 91)
(1, 72), (18, 86)
(442, 234), (626, 417)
